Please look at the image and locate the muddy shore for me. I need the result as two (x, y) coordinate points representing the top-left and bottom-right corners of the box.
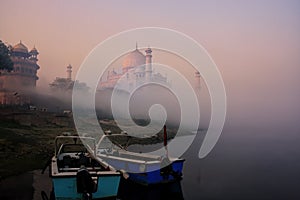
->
(0, 171), (34, 200)
(0, 170), (52, 200)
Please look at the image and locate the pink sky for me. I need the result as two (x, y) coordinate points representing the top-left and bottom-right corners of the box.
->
(1, 0), (300, 128)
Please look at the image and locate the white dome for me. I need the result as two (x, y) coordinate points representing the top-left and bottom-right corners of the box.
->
(122, 49), (145, 69)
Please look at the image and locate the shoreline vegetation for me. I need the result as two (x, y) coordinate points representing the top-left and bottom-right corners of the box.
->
(0, 120), (74, 180)
(0, 107), (75, 180)
(0, 107), (189, 180)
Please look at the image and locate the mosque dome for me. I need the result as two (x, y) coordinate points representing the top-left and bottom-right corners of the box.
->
(12, 41), (28, 53)
(122, 49), (145, 69)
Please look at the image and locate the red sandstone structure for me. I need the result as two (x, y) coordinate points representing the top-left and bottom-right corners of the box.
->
(0, 41), (39, 105)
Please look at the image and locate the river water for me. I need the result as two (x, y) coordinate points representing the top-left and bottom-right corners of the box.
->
(181, 125), (300, 200)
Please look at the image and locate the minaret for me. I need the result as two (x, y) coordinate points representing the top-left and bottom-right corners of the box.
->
(195, 71), (201, 89)
(29, 46), (39, 62)
(145, 47), (152, 82)
(66, 64), (72, 80)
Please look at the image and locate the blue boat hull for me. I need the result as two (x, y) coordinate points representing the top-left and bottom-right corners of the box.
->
(103, 156), (184, 185)
(52, 174), (120, 200)
(129, 160), (184, 185)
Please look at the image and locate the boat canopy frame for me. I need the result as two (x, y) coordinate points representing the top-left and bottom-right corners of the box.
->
(55, 136), (96, 157)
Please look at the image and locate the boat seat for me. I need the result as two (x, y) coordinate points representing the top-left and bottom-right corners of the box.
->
(63, 155), (72, 168)
(78, 154), (91, 167)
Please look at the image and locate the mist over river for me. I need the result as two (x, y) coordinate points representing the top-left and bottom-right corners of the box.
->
(181, 125), (300, 200)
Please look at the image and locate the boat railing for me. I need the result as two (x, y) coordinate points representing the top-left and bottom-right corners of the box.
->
(55, 135), (96, 157)
(96, 134), (126, 151)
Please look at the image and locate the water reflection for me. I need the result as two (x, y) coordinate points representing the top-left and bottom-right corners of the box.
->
(118, 178), (184, 200)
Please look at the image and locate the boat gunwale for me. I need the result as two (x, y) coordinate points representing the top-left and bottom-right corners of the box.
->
(50, 171), (121, 178)
(98, 154), (183, 164)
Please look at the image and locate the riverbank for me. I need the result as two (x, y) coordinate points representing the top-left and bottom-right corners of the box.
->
(0, 171), (34, 200)
(0, 119), (74, 180)
(0, 169), (52, 200)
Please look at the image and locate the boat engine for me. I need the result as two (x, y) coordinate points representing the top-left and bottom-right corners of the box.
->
(76, 166), (96, 199)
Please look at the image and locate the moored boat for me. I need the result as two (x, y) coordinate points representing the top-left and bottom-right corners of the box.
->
(50, 135), (121, 200)
(96, 126), (185, 185)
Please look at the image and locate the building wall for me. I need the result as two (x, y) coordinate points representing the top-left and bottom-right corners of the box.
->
(0, 42), (39, 105)
(0, 74), (36, 91)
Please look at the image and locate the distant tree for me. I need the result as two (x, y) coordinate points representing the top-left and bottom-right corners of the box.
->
(49, 77), (74, 91)
(0, 40), (13, 72)
(49, 77), (89, 92)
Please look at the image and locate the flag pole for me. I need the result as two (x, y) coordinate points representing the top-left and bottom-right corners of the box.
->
(163, 124), (169, 158)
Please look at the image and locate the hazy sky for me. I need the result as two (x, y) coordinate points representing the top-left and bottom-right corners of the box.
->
(1, 0), (300, 128)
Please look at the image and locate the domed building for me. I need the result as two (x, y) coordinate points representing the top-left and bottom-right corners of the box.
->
(122, 49), (146, 73)
(99, 45), (168, 90)
(0, 41), (40, 105)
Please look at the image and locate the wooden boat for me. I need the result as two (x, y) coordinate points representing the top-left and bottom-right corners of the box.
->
(50, 135), (121, 200)
(96, 126), (185, 185)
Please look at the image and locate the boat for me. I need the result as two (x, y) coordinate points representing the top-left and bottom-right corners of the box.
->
(50, 135), (121, 200)
(96, 126), (185, 185)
